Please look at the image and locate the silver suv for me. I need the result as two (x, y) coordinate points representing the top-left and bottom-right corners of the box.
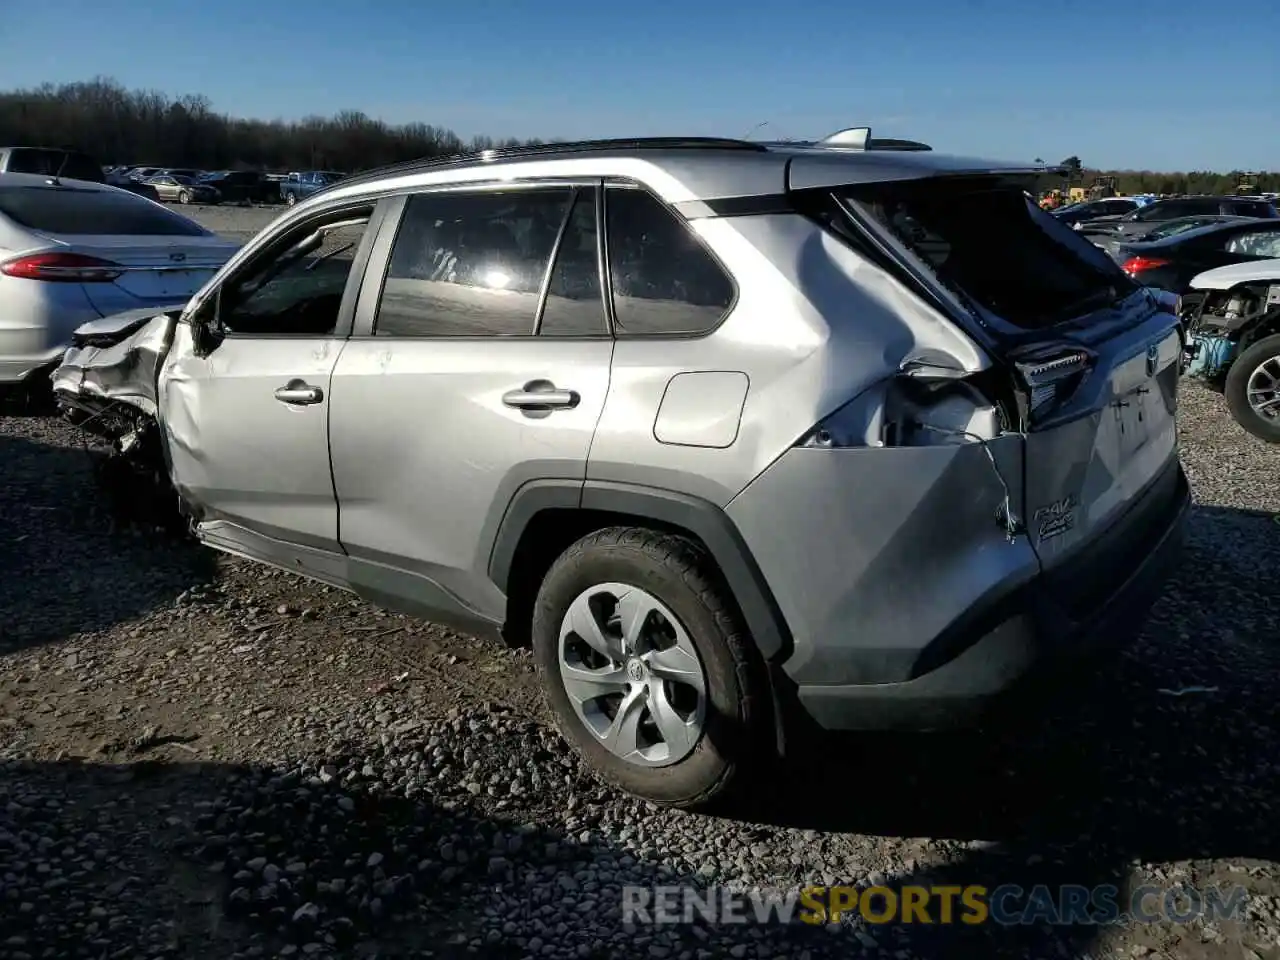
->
(54, 130), (1190, 808)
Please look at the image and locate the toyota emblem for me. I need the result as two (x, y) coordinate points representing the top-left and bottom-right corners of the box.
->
(1145, 343), (1159, 378)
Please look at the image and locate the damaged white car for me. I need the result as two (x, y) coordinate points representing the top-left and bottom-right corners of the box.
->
(1180, 257), (1280, 443)
(53, 134), (1189, 807)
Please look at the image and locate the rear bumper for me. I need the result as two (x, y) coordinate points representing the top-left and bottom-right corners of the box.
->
(794, 460), (1190, 731)
(0, 352), (64, 385)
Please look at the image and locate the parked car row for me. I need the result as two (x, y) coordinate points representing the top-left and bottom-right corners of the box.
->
(104, 164), (348, 206)
(1048, 194), (1280, 442)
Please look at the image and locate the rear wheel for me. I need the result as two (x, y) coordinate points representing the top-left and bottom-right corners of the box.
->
(285, 192), (297, 207)
(1225, 334), (1280, 443)
(178, 190), (191, 204)
(531, 527), (767, 808)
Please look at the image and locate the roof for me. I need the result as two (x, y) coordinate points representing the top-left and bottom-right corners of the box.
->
(1189, 257), (1280, 290)
(0, 171), (113, 191)
(305, 133), (1058, 208)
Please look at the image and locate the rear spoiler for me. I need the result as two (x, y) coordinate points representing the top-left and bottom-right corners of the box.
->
(787, 152), (1065, 192)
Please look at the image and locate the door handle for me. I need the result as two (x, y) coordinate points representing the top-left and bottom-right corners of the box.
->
(502, 380), (580, 411)
(274, 379), (324, 406)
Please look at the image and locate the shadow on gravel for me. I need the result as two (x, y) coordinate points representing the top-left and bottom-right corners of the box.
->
(0, 430), (215, 655)
(0, 752), (854, 960)
(724, 502), (1280, 957)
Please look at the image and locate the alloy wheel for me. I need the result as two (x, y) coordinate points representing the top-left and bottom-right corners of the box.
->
(1245, 354), (1280, 421)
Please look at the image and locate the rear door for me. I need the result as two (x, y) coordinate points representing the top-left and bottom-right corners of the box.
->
(327, 182), (613, 624)
(836, 177), (1182, 590)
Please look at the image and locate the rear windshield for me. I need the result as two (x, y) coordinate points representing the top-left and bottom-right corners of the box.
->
(840, 179), (1134, 329)
(4, 148), (104, 182)
(0, 186), (210, 236)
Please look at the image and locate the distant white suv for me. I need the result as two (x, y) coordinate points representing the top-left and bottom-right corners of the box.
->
(55, 130), (1189, 807)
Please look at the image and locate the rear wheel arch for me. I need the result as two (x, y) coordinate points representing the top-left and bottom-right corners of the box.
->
(488, 480), (792, 664)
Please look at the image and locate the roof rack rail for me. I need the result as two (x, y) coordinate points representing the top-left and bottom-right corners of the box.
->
(326, 136), (769, 192)
(798, 126), (933, 152)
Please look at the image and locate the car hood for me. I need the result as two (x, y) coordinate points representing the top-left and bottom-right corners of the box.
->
(70, 304), (188, 345)
(1190, 258), (1280, 291)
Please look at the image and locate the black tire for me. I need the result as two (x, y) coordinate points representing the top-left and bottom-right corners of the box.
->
(178, 190), (190, 204)
(285, 192), (297, 207)
(1224, 333), (1280, 444)
(531, 526), (767, 808)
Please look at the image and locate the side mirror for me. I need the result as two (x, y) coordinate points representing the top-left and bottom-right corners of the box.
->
(188, 295), (225, 358)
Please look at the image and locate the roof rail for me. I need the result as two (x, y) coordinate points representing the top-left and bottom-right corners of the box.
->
(807, 126), (933, 152)
(325, 136), (769, 193)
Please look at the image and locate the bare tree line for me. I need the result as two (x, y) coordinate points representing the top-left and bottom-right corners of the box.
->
(1, 77), (1275, 191)
(0, 77), (542, 172)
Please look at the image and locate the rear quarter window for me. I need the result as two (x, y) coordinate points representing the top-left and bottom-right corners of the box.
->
(0, 186), (210, 236)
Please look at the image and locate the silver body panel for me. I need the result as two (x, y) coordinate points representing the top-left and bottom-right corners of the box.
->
(52, 140), (1188, 732)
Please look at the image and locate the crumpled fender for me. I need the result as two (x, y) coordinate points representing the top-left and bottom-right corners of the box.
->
(51, 306), (185, 418)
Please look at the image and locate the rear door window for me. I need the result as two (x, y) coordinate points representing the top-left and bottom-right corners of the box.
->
(0, 186), (210, 236)
(840, 178), (1134, 330)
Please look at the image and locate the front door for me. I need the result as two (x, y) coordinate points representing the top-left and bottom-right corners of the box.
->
(328, 183), (612, 625)
(160, 202), (381, 579)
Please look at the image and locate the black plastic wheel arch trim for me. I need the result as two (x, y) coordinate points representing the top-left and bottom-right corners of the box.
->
(486, 479), (792, 663)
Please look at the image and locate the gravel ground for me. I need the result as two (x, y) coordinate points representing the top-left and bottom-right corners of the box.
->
(2, 205), (1280, 959)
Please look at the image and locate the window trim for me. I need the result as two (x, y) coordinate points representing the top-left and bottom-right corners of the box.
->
(601, 177), (739, 341)
(196, 198), (387, 342)
(532, 184), (612, 338)
(355, 178), (613, 342)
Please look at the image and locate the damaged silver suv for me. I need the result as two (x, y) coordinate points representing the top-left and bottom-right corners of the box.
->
(54, 130), (1189, 807)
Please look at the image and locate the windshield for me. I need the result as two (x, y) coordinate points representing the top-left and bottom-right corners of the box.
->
(0, 185), (211, 236)
(839, 178), (1134, 329)
(1147, 218), (1213, 240)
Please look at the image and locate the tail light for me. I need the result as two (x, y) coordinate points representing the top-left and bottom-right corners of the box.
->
(0, 252), (124, 282)
(1121, 256), (1170, 276)
(1010, 347), (1094, 421)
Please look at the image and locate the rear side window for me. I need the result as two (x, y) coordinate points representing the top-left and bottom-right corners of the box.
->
(1227, 200), (1277, 218)
(604, 187), (735, 336)
(0, 186), (209, 236)
(375, 187), (573, 337)
(841, 179), (1132, 329)
(3, 148), (103, 182)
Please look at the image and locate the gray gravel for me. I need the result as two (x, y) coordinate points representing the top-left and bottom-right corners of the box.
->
(2, 204), (1280, 958)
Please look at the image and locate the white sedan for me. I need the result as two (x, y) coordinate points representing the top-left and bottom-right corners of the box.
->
(0, 173), (240, 390)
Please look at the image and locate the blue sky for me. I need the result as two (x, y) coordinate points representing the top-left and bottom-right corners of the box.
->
(2, 0), (1277, 171)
